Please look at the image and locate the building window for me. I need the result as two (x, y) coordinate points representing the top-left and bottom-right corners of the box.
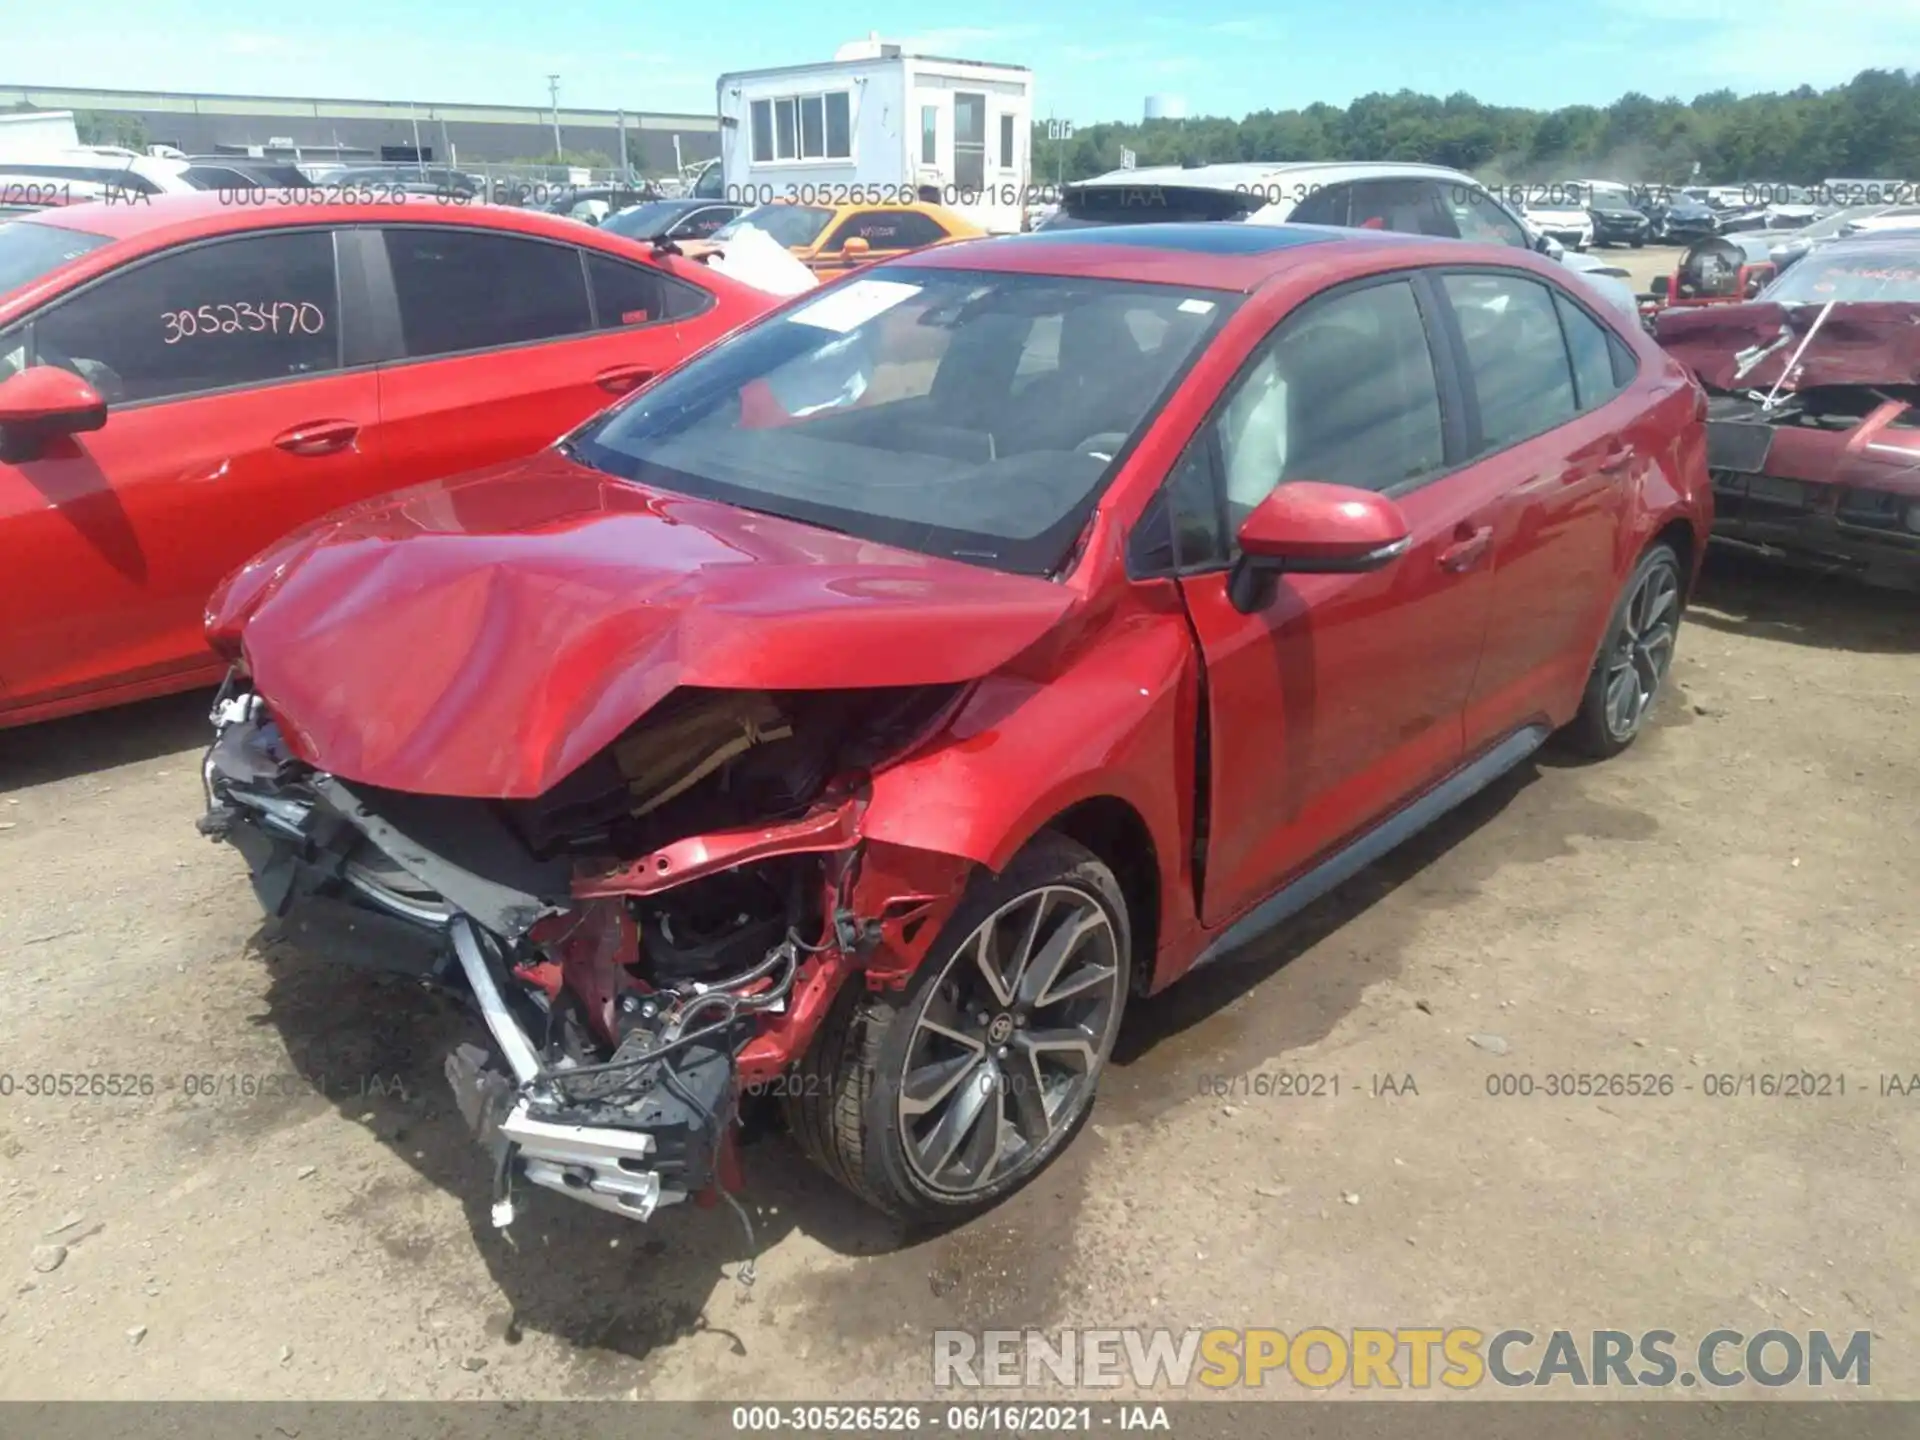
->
(826, 92), (851, 158)
(774, 98), (798, 160)
(999, 113), (1015, 171)
(749, 91), (853, 164)
(953, 92), (986, 191)
(799, 96), (825, 158)
(921, 105), (938, 166)
(750, 99), (774, 163)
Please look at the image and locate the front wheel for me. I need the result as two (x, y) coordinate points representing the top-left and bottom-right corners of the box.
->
(786, 832), (1131, 1222)
(1562, 541), (1684, 759)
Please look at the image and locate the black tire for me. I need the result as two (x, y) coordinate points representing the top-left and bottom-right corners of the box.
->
(1562, 541), (1685, 759)
(1630, 238), (1646, 249)
(786, 831), (1131, 1222)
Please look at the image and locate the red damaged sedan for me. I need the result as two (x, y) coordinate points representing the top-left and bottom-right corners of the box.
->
(200, 224), (1710, 1230)
(0, 194), (772, 726)
(1656, 232), (1920, 587)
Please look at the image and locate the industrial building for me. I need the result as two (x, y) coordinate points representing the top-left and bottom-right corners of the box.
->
(717, 35), (1032, 233)
(0, 82), (718, 173)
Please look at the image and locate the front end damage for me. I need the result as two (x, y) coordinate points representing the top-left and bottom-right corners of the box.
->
(199, 675), (974, 1239)
(1658, 300), (1920, 587)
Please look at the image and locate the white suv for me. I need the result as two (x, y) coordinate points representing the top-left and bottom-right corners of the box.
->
(1045, 161), (1639, 319)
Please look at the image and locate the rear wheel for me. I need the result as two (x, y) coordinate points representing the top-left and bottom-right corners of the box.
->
(786, 832), (1130, 1222)
(1563, 541), (1684, 758)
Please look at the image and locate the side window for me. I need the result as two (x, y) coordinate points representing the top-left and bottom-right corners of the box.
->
(382, 229), (591, 359)
(30, 230), (339, 406)
(1449, 188), (1530, 248)
(1554, 292), (1625, 411)
(1347, 180), (1459, 238)
(0, 325), (28, 383)
(824, 210), (949, 251)
(1217, 279), (1445, 525)
(1130, 440), (1227, 575)
(1608, 333), (1639, 389)
(1287, 184), (1349, 227)
(1442, 272), (1577, 453)
(585, 253), (712, 329)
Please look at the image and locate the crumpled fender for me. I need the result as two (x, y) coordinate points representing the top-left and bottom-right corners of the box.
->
(860, 593), (1199, 932)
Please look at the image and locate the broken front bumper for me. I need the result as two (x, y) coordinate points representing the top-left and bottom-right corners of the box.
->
(1706, 406), (1920, 586)
(199, 693), (729, 1226)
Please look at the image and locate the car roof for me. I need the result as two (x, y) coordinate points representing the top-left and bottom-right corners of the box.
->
(894, 221), (1538, 292)
(1817, 230), (1920, 254)
(0, 191), (766, 320)
(20, 190), (632, 247)
(1073, 160), (1478, 192)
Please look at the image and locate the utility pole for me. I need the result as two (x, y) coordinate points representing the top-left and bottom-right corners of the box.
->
(409, 103), (424, 174)
(617, 109), (630, 180)
(548, 74), (563, 164)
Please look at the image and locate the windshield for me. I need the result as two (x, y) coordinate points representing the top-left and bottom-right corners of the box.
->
(601, 202), (695, 239)
(1762, 248), (1920, 304)
(0, 218), (110, 298)
(568, 267), (1234, 575)
(717, 204), (835, 248)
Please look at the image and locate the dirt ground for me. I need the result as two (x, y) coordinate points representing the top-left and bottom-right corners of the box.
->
(2, 537), (1917, 1399)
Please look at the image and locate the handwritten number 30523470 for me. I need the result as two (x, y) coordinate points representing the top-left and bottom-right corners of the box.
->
(161, 302), (325, 344)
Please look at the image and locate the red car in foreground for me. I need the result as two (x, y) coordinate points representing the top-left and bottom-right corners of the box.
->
(0, 194), (773, 726)
(201, 224), (1710, 1231)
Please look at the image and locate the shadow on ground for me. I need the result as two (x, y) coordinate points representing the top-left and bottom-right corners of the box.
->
(1689, 549), (1920, 655)
(238, 728), (1660, 1376)
(0, 687), (214, 794)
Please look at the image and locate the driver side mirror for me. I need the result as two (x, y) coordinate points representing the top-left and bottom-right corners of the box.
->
(1228, 482), (1412, 613)
(0, 365), (107, 462)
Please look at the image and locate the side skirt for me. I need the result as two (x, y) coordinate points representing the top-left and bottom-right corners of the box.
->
(1188, 723), (1551, 970)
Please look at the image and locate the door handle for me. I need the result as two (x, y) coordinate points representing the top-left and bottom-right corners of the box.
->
(596, 364), (658, 395)
(1439, 524), (1494, 573)
(1599, 443), (1637, 475)
(272, 419), (358, 457)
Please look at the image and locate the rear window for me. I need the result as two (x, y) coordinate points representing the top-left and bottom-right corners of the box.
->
(1051, 184), (1262, 228)
(0, 218), (111, 297)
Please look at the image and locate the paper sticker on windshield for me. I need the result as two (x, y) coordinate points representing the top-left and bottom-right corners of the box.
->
(1178, 298), (1216, 315)
(787, 279), (922, 334)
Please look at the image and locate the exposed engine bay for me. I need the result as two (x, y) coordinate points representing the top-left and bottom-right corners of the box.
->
(199, 674), (971, 1249)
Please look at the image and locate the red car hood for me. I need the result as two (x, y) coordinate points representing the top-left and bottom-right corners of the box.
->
(1656, 300), (1920, 392)
(208, 451), (1076, 797)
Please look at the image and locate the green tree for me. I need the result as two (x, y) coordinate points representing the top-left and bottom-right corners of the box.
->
(1031, 69), (1920, 186)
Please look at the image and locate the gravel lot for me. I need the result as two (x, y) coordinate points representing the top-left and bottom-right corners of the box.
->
(2, 305), (1916, 1397)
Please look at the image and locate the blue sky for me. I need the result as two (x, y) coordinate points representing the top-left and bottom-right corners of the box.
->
(4, 0), (1915, 122)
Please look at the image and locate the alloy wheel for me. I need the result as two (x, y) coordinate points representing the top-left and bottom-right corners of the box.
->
(897, 885), (1123, 1197)
(1603, 558), (1680, 740)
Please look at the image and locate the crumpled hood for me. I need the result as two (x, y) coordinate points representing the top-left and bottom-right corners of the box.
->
(1656, 301), (1920, 392)
(207, 450), (1076, 797)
